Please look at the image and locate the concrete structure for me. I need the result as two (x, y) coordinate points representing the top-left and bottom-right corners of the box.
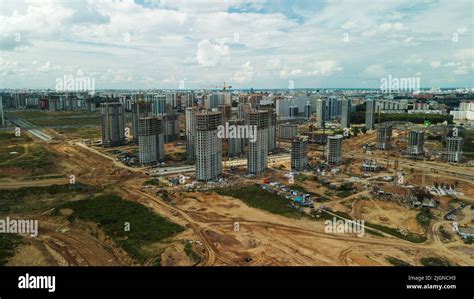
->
(362, 159), (378, 172)
(341, 99), (351, 128)
(279, 123), (298, 139)
(248, 110), (269, 175)
(446, 136), (463, 163)
(238, 102), (252, 123)
(316, 99), (326, 129)
(327, 134), (343, 165)
(227, 119), (246, 157)
(163, 113), (180, 142)
(149, 94), (167, 116)
(304, 102), (312, 119)
(407, 130), (425, 155)
(195, 111), (223, 181)
(268, 109), (277, 152)
(101, 102), (125, 147)
(138, 117), (165, 165)
(365, 99), (376, 130)
(132, 101), (152, 143)
(289, 106), (299, 117)
(185, 107), (197, 161)
(291, 136), (309, 171)
(376, 124), (392, 150)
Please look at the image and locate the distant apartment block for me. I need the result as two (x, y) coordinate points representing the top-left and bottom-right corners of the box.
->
(291, 136), (309, 171)
(101, 102), (125, 147)
(341, 99), (351, 129)
(268, 109), (277, 152)
(376, 124), (392, 150)
(279, 123), (298, 139)
(248, 110), (269, 175)
(227, 119), (246, 157)
(316, 99), (326, 129)
(407, 130), (425, 155)
(327, 134), (343, 165)
(185, 107), (197, 161)
(446, 136), (463, 163)
(195, 111), (223, 181)
(365, 99), (376, 130)
(132, 101), (152, 143)
(138, 117), (165, 165)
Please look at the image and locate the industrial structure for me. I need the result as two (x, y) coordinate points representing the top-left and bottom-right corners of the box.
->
(291, 136), (309, 171)
(138, 117), (165, 165)
(195, 111), (223, 181)
(248, 110), (269, 175)
(101, 102), (125, 147)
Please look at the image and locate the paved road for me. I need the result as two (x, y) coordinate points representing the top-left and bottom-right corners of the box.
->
(5, 114), (53, 142)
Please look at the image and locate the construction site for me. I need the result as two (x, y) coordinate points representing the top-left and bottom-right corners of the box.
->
(1, 109), (473, 267)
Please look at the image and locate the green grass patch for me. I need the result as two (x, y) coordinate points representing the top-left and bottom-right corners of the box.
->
(0, 183), (96, 214)
(0, 234), (22, 266)
(365, 222), (427, 243)
(416, 208), (433, 230)
(215, 185), (302, 218)
(55, 126), (101, 139)
(184, 242), (201, 265)
(386, 256), (411, 266)
(53, 194), (184, 263)
(420, 257), (451, 266)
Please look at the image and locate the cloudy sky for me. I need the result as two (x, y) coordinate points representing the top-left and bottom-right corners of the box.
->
(0, 0), (472, 89)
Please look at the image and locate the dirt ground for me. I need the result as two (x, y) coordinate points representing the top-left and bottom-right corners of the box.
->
(2, 128), (474, 267)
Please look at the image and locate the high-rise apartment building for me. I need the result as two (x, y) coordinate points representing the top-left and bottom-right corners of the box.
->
(365, 99), (376, 130)
(376, 124), (392, 150)
(227, 119), (246, 157)
(248, 110), (269, 175)
(341, 99), (351, 129)
(138, 117), (165, 165)
(327, 134), (343, 165)
(132, 101), (152, 143)
(291, 136), (309, 171)
(101, 102), (126, 147)
(185, 107), (198, 161)
(316, 99), (326, 129)
(407, 130), (425, 155)
(268, 109), (277, 153)
(446, 136), (463, 163)
(195, 111), (223, 181)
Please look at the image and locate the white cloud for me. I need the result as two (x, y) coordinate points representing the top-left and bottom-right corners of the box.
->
(196, 39), (230, 67)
